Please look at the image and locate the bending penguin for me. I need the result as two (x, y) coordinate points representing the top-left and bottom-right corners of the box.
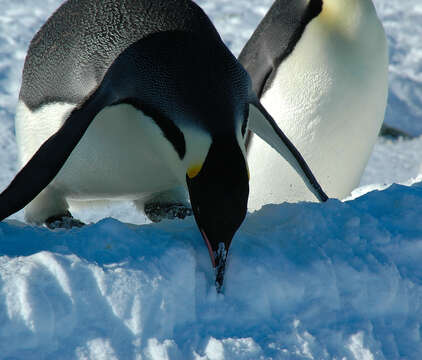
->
(0, 0), (328, 288)
(239, 0), (388, 210)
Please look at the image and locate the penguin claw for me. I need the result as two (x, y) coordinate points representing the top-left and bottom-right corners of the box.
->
(144, 203), (193, 223)
(45, 211), (85, 229)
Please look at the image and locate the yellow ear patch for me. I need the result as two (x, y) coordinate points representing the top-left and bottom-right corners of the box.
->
(187, 163), (203, 179)
(318, 0), (357, 36)
(319, 2), (341, 28)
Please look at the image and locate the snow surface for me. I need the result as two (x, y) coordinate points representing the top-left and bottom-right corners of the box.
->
(0, 0), (422, 359)
(2, 183), (422, 359)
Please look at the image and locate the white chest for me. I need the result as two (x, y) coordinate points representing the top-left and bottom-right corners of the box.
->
(15, 102), (184, 200)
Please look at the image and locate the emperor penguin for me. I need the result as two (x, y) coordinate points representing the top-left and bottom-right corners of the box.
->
(239, 0), (389, 210)
(0, 0), (328, 287)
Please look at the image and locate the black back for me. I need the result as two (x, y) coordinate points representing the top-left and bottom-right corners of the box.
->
(238, 0), (322, 98)
(21, 0), (247, 113)
(104, 30), (249, 156)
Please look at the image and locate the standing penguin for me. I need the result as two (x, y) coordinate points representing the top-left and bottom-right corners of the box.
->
(0, 0), (327, 287)
(239, 0), (388, 210)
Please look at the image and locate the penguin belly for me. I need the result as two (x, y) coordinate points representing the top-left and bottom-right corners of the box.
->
(15, 102), (181, 202)
(247, 9), (388, 211)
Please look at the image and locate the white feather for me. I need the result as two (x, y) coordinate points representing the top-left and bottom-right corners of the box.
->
(15, 101), (212, 222)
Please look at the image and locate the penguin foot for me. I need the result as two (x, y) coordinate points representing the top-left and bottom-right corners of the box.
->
(379, 123), (414, 140)
(45, 211), (85, 229)
(144, 203), (193, 223)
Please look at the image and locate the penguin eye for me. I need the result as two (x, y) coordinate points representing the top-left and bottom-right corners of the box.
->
(241, 106), (249, 137)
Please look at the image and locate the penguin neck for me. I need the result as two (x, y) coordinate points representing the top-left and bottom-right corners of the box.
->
(181, 126), (213, 181)
(320, 0), (376, 36)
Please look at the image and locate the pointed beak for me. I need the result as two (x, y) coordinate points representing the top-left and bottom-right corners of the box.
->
(186, 137), (249, 290)
(199, 227), (228, 291)
(200, 227), (216, 267)
(199, 227), (228, 269)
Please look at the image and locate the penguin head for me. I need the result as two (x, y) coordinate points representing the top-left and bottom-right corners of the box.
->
(185, 118), (249, 272)
(319, 0), (379, 36)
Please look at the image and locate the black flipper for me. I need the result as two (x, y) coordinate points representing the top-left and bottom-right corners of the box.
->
(239, 0), (326, 203)
(0, 88), (110, 221)
(248, 93), (328, 203)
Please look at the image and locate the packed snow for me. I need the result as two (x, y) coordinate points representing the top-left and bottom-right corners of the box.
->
(2, 183), (422, 359)
(0, 0), (421, 359)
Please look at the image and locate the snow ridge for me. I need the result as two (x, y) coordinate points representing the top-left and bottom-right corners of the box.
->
(1, 183), (422, 359)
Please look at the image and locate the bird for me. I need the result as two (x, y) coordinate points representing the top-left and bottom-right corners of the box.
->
(239, 0), (388, 211)
(0, 0), (328, 289)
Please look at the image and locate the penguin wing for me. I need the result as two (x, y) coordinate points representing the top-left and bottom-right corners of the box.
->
(0, 87), (110, 221)
(238, 0), (322, 97)
(248, 94), (328, 202)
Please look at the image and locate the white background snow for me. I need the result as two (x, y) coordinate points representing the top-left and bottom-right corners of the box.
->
(0, 0), (421, 359)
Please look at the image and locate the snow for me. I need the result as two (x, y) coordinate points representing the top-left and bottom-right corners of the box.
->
(374, 0), (422, 136)
(0, 0), (421, 359)
(2, 183), (422, 359)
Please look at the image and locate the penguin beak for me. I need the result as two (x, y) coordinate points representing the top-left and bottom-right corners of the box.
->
(186, 137), (249, 289)
(198, 227), (228, 289)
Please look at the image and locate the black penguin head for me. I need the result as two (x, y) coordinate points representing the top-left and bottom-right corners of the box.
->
(186, 136), (249, 277)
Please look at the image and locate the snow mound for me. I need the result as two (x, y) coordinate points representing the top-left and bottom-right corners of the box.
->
(1, 182), (422, 359)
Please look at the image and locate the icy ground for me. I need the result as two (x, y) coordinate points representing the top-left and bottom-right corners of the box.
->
(2, 182), (422, 359)
(0, 0), (422, 359)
